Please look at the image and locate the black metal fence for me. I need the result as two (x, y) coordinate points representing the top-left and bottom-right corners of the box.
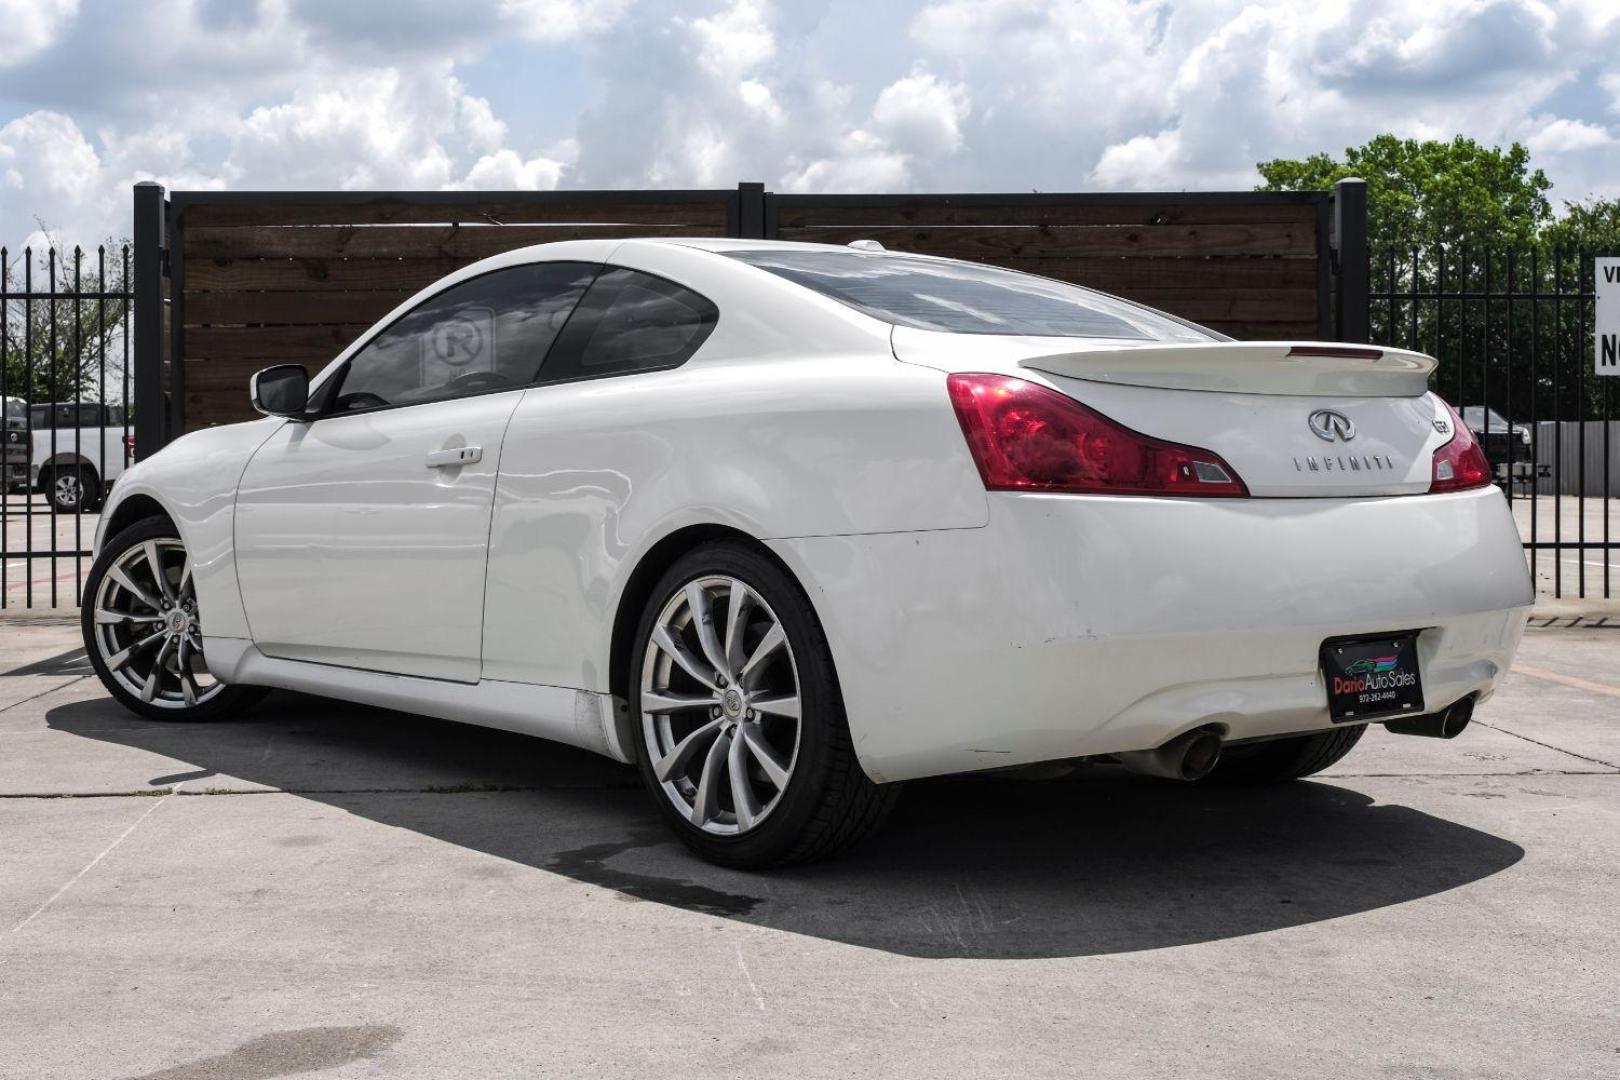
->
(3, 178), (1614, 607)
(1, 244), (134, 609)
(1369, 246), (1614, 598)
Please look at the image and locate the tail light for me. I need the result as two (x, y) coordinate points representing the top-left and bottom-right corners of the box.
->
(1428, 398), (1491, 493)
(946, 373), (1248, 497)
(123, 434), (135, 462)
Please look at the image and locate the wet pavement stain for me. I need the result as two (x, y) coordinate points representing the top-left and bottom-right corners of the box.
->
(121, 1024), (402, 1080)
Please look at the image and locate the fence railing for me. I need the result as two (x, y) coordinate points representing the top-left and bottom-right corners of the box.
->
(10, 176), (1353, 610)
(1369, 246), (1614, 598)
(5, 190), (1612, 607)
(1, 244), (134, 609)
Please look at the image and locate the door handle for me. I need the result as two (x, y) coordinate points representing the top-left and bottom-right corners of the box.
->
(425, 445), (482, 469)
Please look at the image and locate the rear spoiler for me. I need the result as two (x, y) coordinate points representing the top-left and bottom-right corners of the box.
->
(1017, 342), (1436, 398)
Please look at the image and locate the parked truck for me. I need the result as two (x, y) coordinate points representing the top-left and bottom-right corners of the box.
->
(24, 402), (132, 512)
(3, 397), (27, 494)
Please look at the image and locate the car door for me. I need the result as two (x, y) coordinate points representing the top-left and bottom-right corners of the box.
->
(234, 261), (599, 682)
(481, 266), (720, 687)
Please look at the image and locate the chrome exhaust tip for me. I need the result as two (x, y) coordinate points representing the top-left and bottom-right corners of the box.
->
(1385, 696), (1474, 740)
(1117, 728), (1224, 782)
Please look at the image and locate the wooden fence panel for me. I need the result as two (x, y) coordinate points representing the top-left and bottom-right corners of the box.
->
(174, 191), (739, 430)
(767, 193), (1329, 343)
(167, 187), (1332, 432)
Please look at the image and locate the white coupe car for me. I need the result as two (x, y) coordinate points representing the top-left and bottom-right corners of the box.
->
(83, 238), (1534, 867)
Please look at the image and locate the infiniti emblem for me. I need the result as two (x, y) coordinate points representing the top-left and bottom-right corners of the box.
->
(1307, 409), (1356, 442)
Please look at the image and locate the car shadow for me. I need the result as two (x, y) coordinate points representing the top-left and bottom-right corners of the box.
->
(46, 691), (1524, 960)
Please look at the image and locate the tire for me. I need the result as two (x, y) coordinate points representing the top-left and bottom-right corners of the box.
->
(50, 465), (100, 512)
(628, 542), (898, 869)
(1209, 724), (1367, 783)
(82, 515), (266, 722)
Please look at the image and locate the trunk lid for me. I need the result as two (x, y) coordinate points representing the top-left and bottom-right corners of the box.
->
(892, 328), (1450, 497)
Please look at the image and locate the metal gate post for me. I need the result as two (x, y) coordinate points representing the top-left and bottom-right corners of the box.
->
(737, 182), (766, 239)
(131, 181), (167, 460)
(1332, 178), (1370, 343)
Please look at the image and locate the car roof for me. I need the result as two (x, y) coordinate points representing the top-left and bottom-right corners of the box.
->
(649, 237), (883, 254)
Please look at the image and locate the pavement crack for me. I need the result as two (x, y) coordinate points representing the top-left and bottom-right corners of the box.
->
(0, 674), (89, 715)
(9, 785), (177, 935)
(1470, 720), (1620, 771)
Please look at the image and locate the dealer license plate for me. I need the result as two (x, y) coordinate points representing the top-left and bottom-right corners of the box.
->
(1321, 634), (1424, 722)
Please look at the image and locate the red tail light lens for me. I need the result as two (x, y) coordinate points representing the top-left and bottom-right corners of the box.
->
(1428, 398), (1491, 493)
(945, 373), (1248, 497)
(122, 434), (136, 462)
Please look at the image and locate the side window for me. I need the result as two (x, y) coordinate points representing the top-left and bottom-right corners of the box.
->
(326, 261), (597, 414)
(539, 268), (718, 384)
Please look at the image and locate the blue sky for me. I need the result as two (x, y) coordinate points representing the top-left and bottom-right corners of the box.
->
(1, 0), (1618, 250)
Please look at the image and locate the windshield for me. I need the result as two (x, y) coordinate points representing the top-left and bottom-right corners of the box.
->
(728, 249), (1225, 342)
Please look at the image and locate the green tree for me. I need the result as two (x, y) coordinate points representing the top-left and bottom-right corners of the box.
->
(1257, 134), (1552, 256)
(1257, 136), (1590, 421)
(1540, 196), (1620, 255)
(2, 243), (132, 408)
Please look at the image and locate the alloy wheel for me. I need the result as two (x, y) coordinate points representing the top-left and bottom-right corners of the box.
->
(90, 537), (223, 709)
(640, 575), (802, 836)
(53, 471), (81, 511)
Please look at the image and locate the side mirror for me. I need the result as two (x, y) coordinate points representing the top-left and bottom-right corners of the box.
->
(250, 365), (309, 419)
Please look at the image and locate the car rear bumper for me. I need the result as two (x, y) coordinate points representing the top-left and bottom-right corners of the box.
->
(770, 486), (1534, 783)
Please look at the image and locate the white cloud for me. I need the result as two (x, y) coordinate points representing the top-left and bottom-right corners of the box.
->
(778, 68), (970, 192)
(0, 110), (104, 250)
(687, 0), (775, 78)
(1603, 72), (1620, 114)
(737, 79), (784, 125)
(0, 0), (78, 67)
(782, 136), (908, 193)
(498, 0), (632, 43)
(1091, 130), (1183, 190)
(229, 69), (458, 190)
(870, 69), (970, 157)
(4, 0), (1620, 247)
(1528, 117), (1614, 155)
(0, 110), (98, 202)
(453, 149), (568, 190)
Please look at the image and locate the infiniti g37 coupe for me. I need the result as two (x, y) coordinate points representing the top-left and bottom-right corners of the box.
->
(83, 238), (1533, 867)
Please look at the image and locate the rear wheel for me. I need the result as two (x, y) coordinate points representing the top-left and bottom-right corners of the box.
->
(82, 515), (265, 722)
(629, 543), (897, 868)
(1209, 725), (1367, 783)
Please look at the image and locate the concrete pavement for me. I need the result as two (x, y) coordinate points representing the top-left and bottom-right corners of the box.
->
(0, 618), (1616, 1078)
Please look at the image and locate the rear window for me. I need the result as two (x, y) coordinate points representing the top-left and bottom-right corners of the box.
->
(728, 249), (1223, 342)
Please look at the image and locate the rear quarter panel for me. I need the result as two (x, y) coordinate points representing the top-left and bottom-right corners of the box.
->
(481, 243), (989, 690)
(482, 352), (988, 689)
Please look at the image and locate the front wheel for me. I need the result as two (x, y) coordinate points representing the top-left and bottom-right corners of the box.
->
(82, 515), (265, 722)
(51, 466), (100, 512)
(629, 543), (898, 869)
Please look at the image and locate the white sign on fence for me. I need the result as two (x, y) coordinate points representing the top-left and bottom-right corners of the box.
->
(1600, 257), (1620, 376)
